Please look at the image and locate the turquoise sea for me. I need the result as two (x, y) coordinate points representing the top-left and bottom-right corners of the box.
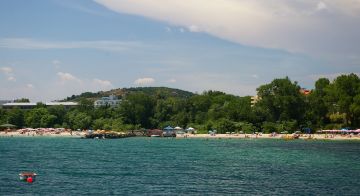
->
(0, 137), (359, 195)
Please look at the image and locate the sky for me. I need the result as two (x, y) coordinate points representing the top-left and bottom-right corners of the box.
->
(0, 0), (359, 102)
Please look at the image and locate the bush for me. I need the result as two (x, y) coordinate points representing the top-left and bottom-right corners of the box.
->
(261, 122), (278, 133)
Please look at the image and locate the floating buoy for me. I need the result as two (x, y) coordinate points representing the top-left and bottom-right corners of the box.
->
(19, 172), (37, 183)
(27, 177), (33, 183)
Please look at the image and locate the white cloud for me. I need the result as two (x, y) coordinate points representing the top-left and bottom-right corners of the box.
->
(57, 72), (82, 84)
(7, 76), (16, 82)
(0, 67), (13, 75)
(54, 0), (108, 16)
(94, 0), (360, 61)
(93, 78), (113, 88)
(52, 60), (61, 69)
(168, 78), (177, 83)
(134, 77), (155, 86)
(251, 74), (259, 79)
(26, 84), (34, 88)
(165, 27), (172, 32)
(188, 25), (201, 32)
(317, 2), (328, 11)
(0, 38), (145, 52)
(52, 60), (61, 65)
(1, 66), (16, 81)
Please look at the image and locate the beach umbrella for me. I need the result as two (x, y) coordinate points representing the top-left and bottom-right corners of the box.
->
(186, 127), (195, 131)
(0, 123), (16, 128)
(174, 126), (182, 130)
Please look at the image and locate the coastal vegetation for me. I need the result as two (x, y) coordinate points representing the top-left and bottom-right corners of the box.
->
(1, 74), (359, 133)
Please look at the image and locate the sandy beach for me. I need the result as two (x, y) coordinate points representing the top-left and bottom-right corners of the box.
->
(1, 131), (359, 140)
(0, 131), (86, 138)
(176, 133), (360, 140)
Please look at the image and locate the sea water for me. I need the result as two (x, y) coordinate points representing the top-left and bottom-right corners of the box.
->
(0, 137), (359, 195)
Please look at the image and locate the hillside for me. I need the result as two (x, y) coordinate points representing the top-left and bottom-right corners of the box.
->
(63, 87), (195, 102)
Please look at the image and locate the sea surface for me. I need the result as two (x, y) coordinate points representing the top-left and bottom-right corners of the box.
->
(0, 137), (359, 195)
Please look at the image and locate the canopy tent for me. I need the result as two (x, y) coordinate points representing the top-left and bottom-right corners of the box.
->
(302, 127), (312, 134)
(163, 126), (174, 131)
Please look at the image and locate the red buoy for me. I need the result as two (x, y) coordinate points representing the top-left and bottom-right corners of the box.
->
(27, 177), (33, 183)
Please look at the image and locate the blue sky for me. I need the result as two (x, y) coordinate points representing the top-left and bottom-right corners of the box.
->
(0, 0), (359, 101)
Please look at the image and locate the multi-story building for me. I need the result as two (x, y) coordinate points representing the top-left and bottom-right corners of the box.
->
(251, 95), (260, 107)
(94, 95), (121, 108)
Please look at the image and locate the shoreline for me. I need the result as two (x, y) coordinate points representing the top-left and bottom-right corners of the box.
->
(0, 131), (85, 138)
(176, 133), (360, 140)
(1, 131), (359, 141)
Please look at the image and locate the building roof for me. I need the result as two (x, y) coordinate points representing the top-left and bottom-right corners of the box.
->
(45, 102), (78, 106)
(3, 103), (37, 106)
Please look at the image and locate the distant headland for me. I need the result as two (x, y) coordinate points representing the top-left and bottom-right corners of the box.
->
(1, 74), (359, 136)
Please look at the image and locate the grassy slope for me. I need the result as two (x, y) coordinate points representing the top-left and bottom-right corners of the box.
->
(63, 87), (195, 102)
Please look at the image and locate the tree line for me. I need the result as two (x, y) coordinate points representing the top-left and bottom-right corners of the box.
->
(1, 74), (359, 133)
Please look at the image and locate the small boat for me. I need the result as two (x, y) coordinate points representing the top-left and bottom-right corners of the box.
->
(151, 135), (160, 137)
(19, 172), (37, 181)
(293, 134), (300, 139)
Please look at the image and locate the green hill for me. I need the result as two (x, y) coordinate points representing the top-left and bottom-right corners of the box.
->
(63, 87), (194, 102)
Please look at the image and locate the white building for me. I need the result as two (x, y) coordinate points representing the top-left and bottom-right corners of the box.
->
(94, 95), (121, 108)
(251, 95), (260, 107)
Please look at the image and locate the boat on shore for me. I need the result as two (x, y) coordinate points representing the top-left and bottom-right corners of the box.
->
(281, 134), (300, 140)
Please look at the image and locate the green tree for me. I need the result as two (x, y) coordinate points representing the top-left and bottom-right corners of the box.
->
(235, 122), (256, 133)
(40, 114), (57, 128)
(48, 105), (67, 126)
(14, 98), (30, 103)
(261, 122), (278, 133)
(214, 118), (235, 133)
(78, 98), (94, 114)
(66, 110), (92, 130)
(305, 78), (330, 128)
(256, 77), (305, 123)
(25, 108), (49, 128)
(119, 93), (155, 128)
(7, 108), (24, 127)
(92, 118), (113, 130)
(0, 109), (7, 124)
(325, 74), (360, 127)
(350, 94), (360, 127)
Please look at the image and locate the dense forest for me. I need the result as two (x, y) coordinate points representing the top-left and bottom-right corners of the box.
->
(1, 74), (359, 133)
